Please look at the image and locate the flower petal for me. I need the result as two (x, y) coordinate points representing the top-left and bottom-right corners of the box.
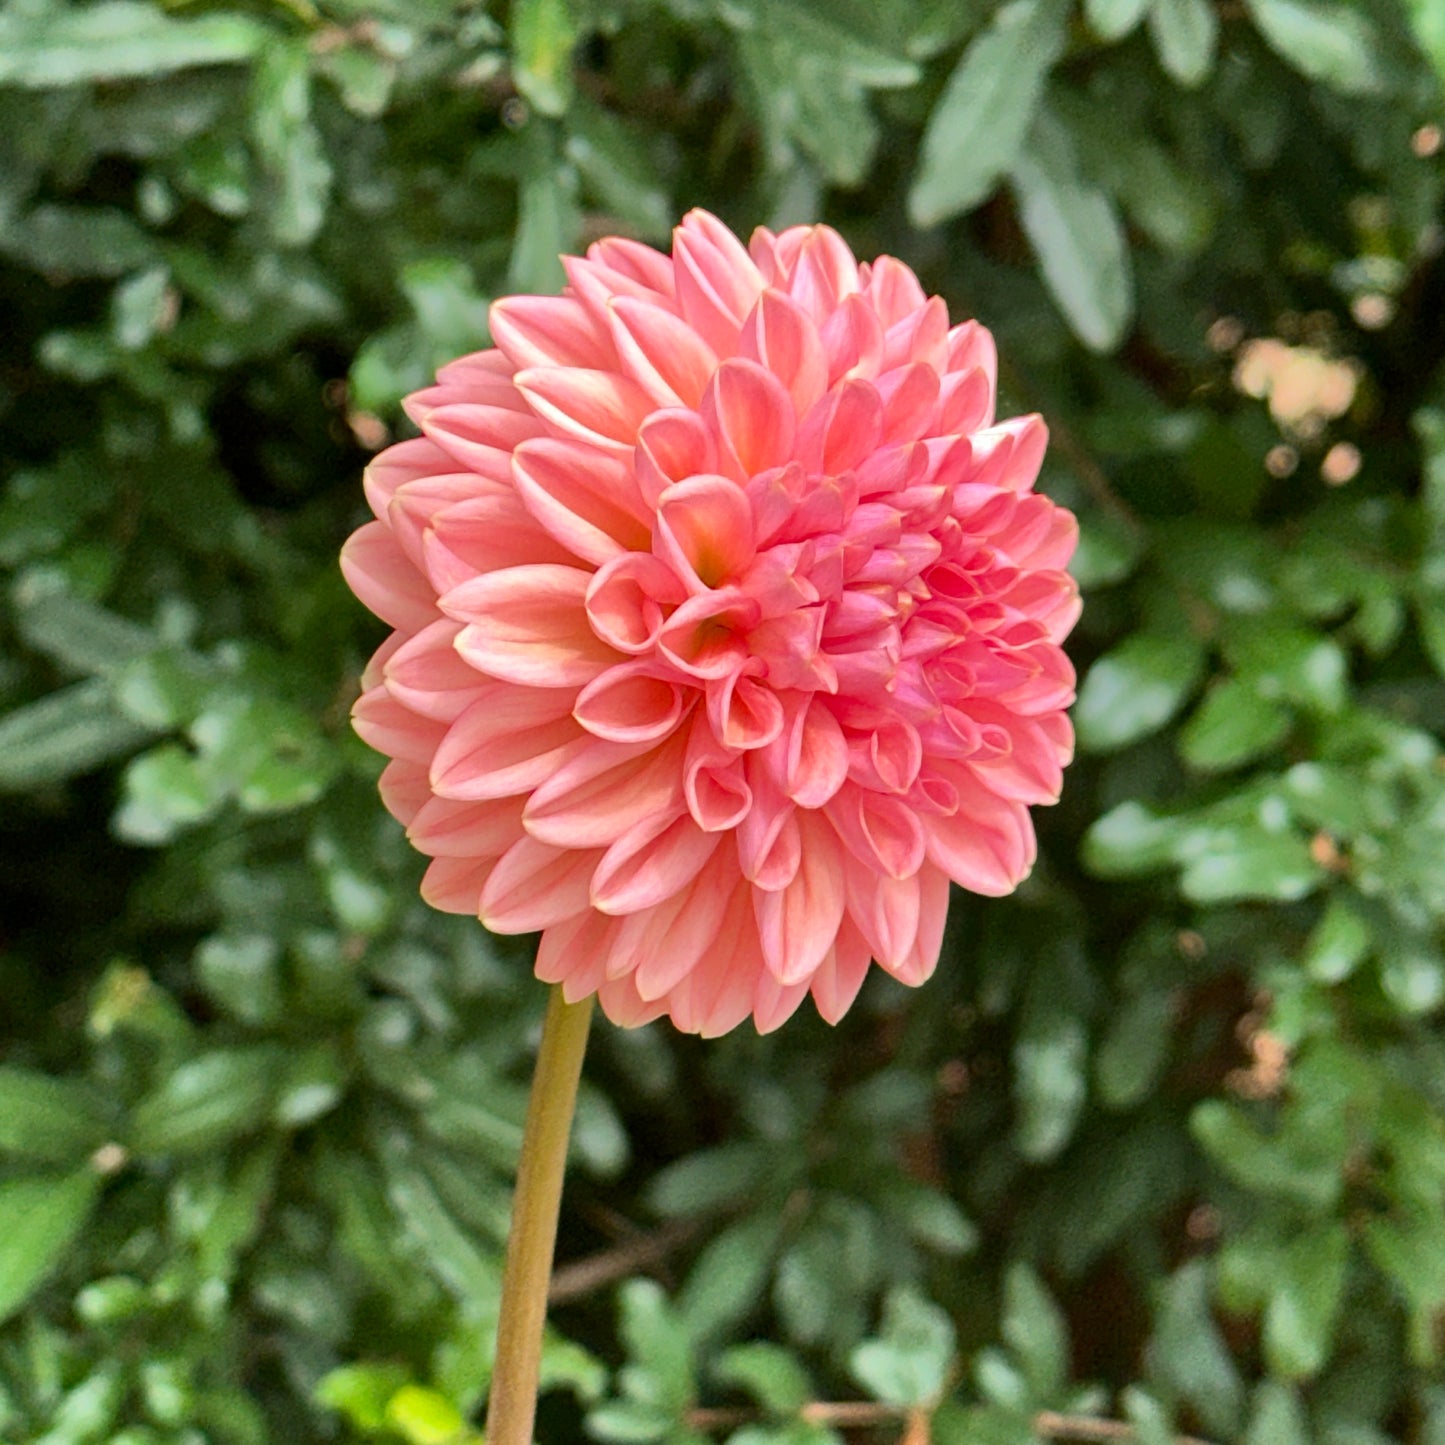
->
(753, 810), (846, 985)
(514, 367), (654, 453)
(512, 437), (651, 565)
(702, 359), (796, 481)
(430, 687), (583, 800)
(738, 288), (828, 420)
(341, 521), (438, 633)
(585, 553), (688, 654)
(655, 475), (756, 591)
(352, 688), (446, 765)
(924, 768), (1036, 896)
(490, 293), (618, 370)
(408, 794), (526, 858)
(635, 408), (718, 509)
(384, 619), (483, 723)
(574, 662), (691, 744)
(608, 295), (719, 409)
(809, 915), (873, 1024)
(592, 811), (720, 917)
(672, 208), (766, 355)
(444, 565), (619, 687)
(422, 855), (494, 915)
(524, 734), (686, 848)
(480, 836), (603, 933)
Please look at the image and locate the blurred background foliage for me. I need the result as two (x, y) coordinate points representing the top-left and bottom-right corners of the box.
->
(1, 0), (1444, 1442)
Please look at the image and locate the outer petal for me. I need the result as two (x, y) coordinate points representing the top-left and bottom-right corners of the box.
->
(480, 837), (603, 933)
(810, 915), (873, 1024)
(924, 767), (1036, 896)
(408, 794), (526, 859)
(444, 565), (620, 687)
(490, 294), (619, 371)
(523, 734), (687, 848)
(384, 619), (484, 723)
(608, 295), (719, 409)
(753, 810), (847, 985)
(342, 521), (438, 633)
(430, 687), (583, 801)
(512, 437), (652, 565)
(514, 367), (654, 453)
(352, 688), (446, 765)
(612, 852), (734, 1000)
(536, 907), (616, 1003)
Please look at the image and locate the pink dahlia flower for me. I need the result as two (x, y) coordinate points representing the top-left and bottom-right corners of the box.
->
(342, 210), (1079, 1036)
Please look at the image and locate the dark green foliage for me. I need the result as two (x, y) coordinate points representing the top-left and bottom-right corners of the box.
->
(1, 0), (1444, 1442)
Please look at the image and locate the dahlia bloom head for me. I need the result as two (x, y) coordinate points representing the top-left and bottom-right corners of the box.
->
(342, 210), (1079, 1036)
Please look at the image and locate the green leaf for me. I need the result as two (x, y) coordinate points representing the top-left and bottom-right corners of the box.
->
(851, 1286), (956, 1407)
(0, 2), (269, 87)
(1191, 1100), (1340, 1209)
(539, 1333), (608, 1404)
(1091, 132), (1214, 257)
(0, 1170), (102, 1325)
(0, 1069), (110, 1164)
(12, 587), (156, 677)
(250, 42), (332, 247)
(510, 163), (579, 296)
(1082, 802), (1183, 877)
(1013, 1009), (1087, 1161)
(619, 1279), (696, 1412)
(1244, 1382), (1311, 1445)
(713, 1342), (813, 1413)
(384, 1161), (499, 1310)
(1262, 1222), (1348, 1378)
(1404, 0), (1445, 84)
(565, 101), (672, 241)
(1177, 827), (1322, 904)
(274, 1044), (348, 1128)
(587, 1402), (672, 1443)
(1070, 512), (1145, 588)
(128, 1046), (283, 1157)
(1225, 624), (1348, 713)
(385, 1385), (472, 1445)
(877, 1180), (979, 1256)
(1075, 633), (1204, 752)
(115, 743), (225, 844)
(907, 0), (1067, 225)
(512, 0), (579, 116)
(1147, 0), (1218, 86)
(1095, 989), (1176, 1109)
(0, 678), (156, 791)
(1179, 678), (1291, 771)
(1122, 1386), (1177, 1445)
(1303, 896), (1371, 983)
(1380, 944), (1445, 1016)
(401, 258), (494, 365)
(678, 1215), (779, 1343)
(1011, 107), (1134, 351)
(1001, 1264), (1068, 1397)
(111, 265), (172, 350)
(0, 203), (156, 278)
(1086, 0), (1152, 41)
(1245, 0), (1388, 94)
(1417, 594), (1445, 679)
(648, 1142), (770, 1217)
(30, 1363), (125, 1442)
(747, 0), (921, 87)
(1149, 1263), (1245, 1437)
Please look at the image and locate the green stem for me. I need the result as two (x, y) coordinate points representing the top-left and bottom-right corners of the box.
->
(486, 986), (595, 1445)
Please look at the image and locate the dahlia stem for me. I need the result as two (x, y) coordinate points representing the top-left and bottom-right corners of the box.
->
(486, 986), (595, 1445)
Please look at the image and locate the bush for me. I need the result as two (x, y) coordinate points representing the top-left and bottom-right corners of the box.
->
(2, 1), (1444, 1442)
